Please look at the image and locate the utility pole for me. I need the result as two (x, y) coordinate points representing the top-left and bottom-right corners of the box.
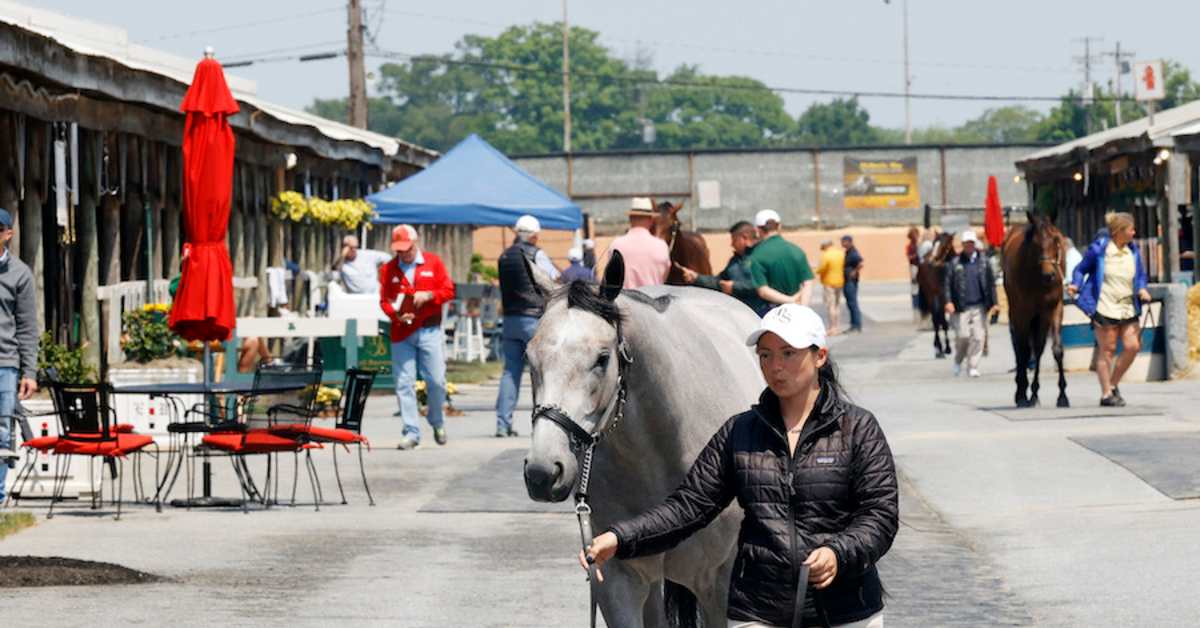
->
(1073, 36), (1104, 134)
(1104, 42), (1135, 125)
(561, 0), (572, 153)
(884, 1), (912, 144)
(901, 0), (911, 144)
(347, 0), (368, 129)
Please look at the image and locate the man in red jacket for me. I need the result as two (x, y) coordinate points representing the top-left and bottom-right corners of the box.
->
(379, 225), (456, 449)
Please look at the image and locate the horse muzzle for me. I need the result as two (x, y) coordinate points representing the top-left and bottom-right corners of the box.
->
(523, 458), (574, 503)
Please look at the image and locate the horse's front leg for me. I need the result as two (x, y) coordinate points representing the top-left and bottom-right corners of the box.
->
(1052, 315), (1069, 407)
(1010, 323), (1030, 407)
(596, 556), (663, 628)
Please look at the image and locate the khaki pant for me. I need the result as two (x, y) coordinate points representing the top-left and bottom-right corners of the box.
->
(823, 284), (843, 328)
(727, 610), (883, 628)
(953, 306), (987, 370)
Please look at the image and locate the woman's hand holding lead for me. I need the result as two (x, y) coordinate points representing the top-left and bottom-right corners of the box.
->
(804, 546), (838, 590)
(579, 531), (619, 583)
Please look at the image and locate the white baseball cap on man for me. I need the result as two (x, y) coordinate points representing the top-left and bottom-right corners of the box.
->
(515, 215), (541, 234)
(745, 304), (827, 349)
(567, 247), (583, 262)
(755, 209), (782, 228)
(960, 229), (979, 244)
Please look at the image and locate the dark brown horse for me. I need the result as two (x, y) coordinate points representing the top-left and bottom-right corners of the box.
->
(1002, 213), (1069, 408)
(916, 232), (955, 358)
(652, 200), (713, 285)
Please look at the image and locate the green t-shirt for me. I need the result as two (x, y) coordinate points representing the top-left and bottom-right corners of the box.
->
(749, 234), (814, 294)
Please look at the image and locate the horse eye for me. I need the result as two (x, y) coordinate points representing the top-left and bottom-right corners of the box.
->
(593, 352), (611, 371)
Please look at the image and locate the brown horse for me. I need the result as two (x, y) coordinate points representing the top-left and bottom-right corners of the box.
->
(1002, 213), (1069, 408)
(916, 232), (955, 358)
(652, 200), (713, 285)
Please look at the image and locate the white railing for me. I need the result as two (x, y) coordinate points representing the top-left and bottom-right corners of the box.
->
(96, 277), (259, 362)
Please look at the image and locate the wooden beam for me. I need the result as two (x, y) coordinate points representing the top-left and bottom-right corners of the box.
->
(78, 129), (101, 371)
(19, 119), (44, 335)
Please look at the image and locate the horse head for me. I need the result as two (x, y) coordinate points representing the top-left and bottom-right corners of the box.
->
(1024, 214), (1065, 286)
(522, 252), (627, 502)
(650, 199), (683, 242)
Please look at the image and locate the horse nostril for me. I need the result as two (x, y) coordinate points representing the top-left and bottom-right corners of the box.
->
(552, 461), (564, 482)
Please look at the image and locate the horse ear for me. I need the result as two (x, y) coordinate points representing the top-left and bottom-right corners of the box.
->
(601, 250), (625, 302)
(522, 253), (558, 300)
(671, 203), (683, 218)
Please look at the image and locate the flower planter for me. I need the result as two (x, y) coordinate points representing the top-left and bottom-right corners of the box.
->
(107, 359), (204, 439)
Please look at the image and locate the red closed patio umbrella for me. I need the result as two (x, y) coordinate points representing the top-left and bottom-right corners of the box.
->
(983, 175), (1006, 248)
(169, 52), (239, 341)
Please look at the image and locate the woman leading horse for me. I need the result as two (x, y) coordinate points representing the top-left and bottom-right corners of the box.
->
(582, 305), (898, 628)
(1067, 212), (1151, 407)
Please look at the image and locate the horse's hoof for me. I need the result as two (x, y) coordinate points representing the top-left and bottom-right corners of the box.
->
(1015, 398), (1030, 408)
(935, 353), (945, 359)
(1057, 397), (1070, 408)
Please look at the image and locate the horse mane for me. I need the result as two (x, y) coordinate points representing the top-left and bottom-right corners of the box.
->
(558, 280), (674, 326)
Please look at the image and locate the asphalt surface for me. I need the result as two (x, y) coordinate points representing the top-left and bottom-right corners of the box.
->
(2, 281), (1199, 626)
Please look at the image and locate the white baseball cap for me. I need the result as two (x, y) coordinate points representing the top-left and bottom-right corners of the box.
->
(960, 228), (978, 244)
(754, 209), (781, 228)
(745, 304), (827, 349)
(567, 247), (583, 261)
(515, 215), (541, 234)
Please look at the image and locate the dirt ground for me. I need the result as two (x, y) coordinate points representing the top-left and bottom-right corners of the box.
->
(475, 224), (918, 282)
(2, 555), (161, 587)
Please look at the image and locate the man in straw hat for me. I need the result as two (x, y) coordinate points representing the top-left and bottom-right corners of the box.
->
(604, 197), (670, 289)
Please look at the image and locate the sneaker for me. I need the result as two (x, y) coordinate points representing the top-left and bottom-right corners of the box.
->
(968, 368), (981, 378)
(396, 436), (420, 450)
(506, 429), (519, 438)
(434, 427), (448, 446)
(953, 363), (962, 377)
(392, 409), (403, 417)
(495, 429), (508, 438)
(1112, 387), (1124, 404)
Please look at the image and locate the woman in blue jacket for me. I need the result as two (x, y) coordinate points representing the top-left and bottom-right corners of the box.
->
(1067, 212), (1151, 407)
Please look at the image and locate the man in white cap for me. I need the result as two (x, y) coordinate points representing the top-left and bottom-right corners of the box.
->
(559, 246), (594, 284)
(494, 215), (559, 437)
(748, 209), (816, 307)
(606, 197), (670, 289)
(942, 228), (998, 377)
(332, 234), (391, 294)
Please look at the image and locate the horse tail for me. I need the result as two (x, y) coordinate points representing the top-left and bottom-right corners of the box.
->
(664, 580), (700, 628)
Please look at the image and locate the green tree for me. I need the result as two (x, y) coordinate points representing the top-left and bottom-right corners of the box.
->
(637, 65), (795, 150)
(794, 97), (879, 146)
(955, 106), (1044, 143)
(1159, 60), (1200, 110)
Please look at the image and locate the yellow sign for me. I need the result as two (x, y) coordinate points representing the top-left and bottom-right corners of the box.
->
(843, 157), (920, 209)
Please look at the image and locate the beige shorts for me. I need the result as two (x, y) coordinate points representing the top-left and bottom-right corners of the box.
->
(823, 285), (843, 306)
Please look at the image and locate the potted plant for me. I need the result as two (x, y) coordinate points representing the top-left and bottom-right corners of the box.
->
(108, 303), (202, 436)
(416, 380), (462, 417)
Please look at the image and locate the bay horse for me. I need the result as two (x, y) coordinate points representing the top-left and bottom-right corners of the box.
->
(1002, 213), (1069, 408)
(651, 200), (713, 285)
(916, 232), (955, 358)
(522, 251), (763, 627)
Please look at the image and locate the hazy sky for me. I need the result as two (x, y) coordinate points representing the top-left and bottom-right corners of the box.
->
(33, 0), (1200, 134)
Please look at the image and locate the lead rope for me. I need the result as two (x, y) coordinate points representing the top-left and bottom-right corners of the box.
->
(577, 341), (629, 628)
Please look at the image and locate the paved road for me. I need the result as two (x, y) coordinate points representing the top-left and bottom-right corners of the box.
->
(2, 281), (1199, 626)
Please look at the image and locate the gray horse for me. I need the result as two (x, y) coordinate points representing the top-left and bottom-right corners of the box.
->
(523, 252), (764, 627)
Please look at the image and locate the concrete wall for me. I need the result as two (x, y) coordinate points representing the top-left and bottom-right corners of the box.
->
(516, 144), (1041, 234)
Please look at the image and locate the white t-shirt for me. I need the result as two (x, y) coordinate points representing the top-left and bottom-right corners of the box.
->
(340, 249), (392, 294)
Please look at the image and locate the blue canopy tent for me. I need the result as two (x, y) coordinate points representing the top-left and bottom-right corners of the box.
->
(368, 134), (582, 230)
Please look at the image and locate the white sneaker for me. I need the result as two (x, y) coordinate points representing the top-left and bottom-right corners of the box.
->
(968, 369), (981, 378)
(953, 363), (962, 377)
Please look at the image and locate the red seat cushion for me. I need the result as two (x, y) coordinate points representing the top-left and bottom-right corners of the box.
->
(269, 423), (368, 445)
(55, 434), (154, 456)
(202, 430), (303, 454)
(114, 423), (135, 434)
(22, 435), (59, 451)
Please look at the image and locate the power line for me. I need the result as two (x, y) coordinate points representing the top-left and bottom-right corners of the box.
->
(141, 6), (344, 42)
(223, 41), (346, 64)
(378, 8), (1074, 75)
(365, 49), (1105, 103)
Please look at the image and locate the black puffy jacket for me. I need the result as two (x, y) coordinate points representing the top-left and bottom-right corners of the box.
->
(608, 385), (898, 626)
